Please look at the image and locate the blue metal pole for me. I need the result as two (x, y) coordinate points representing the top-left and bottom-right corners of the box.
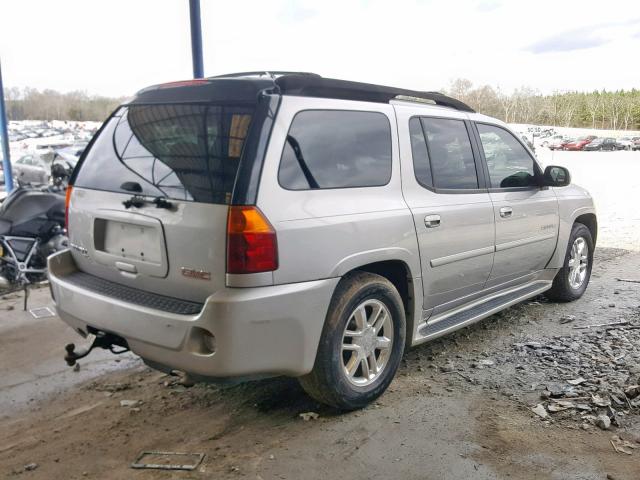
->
(0, 60), (13, 193)
(189, 0), (204, 78)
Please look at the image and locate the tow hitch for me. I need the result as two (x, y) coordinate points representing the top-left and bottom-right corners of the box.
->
(64, 331), (130, 367)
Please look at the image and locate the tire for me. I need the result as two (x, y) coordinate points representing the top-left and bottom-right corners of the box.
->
(299, 271), (406, 410)
(546, 223), (594, 302)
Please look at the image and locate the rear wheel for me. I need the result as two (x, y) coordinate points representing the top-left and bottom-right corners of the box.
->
(546, 223), (594, 302)
(299, 272), (405, 410)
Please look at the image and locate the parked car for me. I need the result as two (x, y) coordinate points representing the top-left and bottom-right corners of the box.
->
(50, 73), (597, 410)
(584, 138), (617, 151)
(616, 137), (634, 151)
(12, 153), (50, 185)
(563, 136), (593, 151)
(548, 137), (571, 150)
(541, 135), (565, 148)
(632, 137), (640, 151)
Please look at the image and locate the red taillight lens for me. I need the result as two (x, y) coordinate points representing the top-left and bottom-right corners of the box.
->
(64, 185), (73, 230)
(226, 206), (278, 274)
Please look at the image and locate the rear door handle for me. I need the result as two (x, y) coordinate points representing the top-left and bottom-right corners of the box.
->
(424, 214), (441, 228)
(499, 207), (513, 218)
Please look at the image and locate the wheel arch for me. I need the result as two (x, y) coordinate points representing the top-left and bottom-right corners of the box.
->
(341, 259), (418, 350)
(574, 213), (597, 246)
(547, 204), (597, 269)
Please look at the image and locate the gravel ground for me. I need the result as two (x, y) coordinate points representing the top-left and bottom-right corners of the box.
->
(1, 247), (640, 480)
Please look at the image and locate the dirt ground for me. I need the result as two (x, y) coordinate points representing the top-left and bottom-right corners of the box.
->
(1, 245), (639, 480)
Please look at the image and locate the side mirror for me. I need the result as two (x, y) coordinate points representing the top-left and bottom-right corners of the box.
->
(543, 165), (571, 187)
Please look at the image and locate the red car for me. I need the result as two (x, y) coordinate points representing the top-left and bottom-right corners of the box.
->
(563, 136), (595, 151)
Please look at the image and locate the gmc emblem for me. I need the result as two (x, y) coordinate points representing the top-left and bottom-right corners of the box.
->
(180, 267), (211, 281)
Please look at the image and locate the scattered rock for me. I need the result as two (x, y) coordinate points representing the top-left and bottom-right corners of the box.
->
(531, 404), (549, 419)
(440, 362), (456, 373)
(299, 412), (319, 421)
(591, 394), (611, 407)
(624, 385), (640, 399)
(596, 414), (611, 430)
(95, 383), (130, 393)
(567, 377), (587, 386)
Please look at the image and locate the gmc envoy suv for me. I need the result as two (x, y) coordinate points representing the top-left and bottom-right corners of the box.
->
(49, 72), (596, 409)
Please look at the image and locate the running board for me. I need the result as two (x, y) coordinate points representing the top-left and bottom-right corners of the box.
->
(414, 281), (551, 345)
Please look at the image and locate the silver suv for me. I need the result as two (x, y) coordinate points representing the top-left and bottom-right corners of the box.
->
(49, 73), (596, 409)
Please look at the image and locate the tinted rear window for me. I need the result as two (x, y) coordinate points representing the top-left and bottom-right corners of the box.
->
(74, 104), (254, 204)
(278, 110), (392, 190)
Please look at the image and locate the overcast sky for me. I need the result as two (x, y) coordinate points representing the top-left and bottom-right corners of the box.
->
(1, 0), (638, 97)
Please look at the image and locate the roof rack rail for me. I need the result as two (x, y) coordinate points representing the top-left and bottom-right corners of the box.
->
(274, 75), (474, 112)
(210, 71), (321, 79)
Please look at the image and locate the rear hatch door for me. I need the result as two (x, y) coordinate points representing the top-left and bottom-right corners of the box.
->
(69, 99), (255, 303)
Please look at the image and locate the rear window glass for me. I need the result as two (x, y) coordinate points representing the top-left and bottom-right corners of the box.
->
(74, 104), (254, 204)
(278, 110), (392, 190)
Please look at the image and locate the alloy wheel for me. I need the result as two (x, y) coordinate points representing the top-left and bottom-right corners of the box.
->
(341, 299), (394, 386)
(568, 237), (589, 289)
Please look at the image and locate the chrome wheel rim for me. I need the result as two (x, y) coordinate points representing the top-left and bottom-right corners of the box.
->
(341, 299), (394, 387)
(568, 237), (589, 289)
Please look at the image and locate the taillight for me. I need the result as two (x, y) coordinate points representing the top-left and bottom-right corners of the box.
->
(64, 185), (73, 230)
(226, 206), (278, 274)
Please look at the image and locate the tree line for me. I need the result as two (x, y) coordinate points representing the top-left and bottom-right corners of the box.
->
(4, 81), (640, 130)
(445, 79), (640, 131)
(4, 87), (125, 122)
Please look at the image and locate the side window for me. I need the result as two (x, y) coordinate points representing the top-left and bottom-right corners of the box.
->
(409, 117), (433, 188)
(278, 110), (392, 190)
(477, 124), (537, 189)
(419, 117), (478, 190)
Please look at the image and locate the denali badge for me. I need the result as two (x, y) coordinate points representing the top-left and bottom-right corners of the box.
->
(181, 267), (211, 281)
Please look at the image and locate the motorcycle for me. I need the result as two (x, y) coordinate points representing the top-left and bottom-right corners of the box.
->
(0, 163), (69, 292)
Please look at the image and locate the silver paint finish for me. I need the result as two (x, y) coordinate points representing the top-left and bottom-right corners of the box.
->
(394, 102), (495, 311)
(49, 249), (339, 377)
(67, 188), (228, 303)
(486, 188), (559, 287)
(49, 94), (596, 380)
(257, 96), (421, 289)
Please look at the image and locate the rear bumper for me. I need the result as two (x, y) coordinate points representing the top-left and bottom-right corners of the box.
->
(48, 250), (339, 378)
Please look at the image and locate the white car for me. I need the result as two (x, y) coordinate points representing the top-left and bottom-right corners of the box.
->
(541, 135), (566, 148)
(616, 138), (634, 150)
(12, 153), (50, 185)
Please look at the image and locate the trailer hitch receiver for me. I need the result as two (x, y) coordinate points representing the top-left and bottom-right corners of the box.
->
(64, 331), (130, 367)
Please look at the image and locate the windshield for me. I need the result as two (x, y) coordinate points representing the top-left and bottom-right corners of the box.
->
(74, 103), (254, 204)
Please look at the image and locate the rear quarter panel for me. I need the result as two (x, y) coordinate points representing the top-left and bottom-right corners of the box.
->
(256, 96), (421, 285)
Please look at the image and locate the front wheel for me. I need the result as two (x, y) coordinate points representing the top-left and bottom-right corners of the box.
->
(299, 272), (406, 410)
(546, 223), (594, 302)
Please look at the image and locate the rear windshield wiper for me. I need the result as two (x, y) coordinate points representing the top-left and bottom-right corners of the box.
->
(286, 135), (319, 189)
(122, 194), (174, 210)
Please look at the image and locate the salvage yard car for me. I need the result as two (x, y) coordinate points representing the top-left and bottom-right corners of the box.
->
(616, 137), (634, 151)
(12, 153), (50, 185)
(583, 137), (618, 151)
(563, 136), (594, 151)
(49, 73), (597, 409)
